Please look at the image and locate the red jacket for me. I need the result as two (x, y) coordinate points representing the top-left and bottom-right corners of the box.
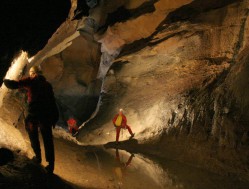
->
(112, 114), (127, 127)
(67, 118), (78, 133)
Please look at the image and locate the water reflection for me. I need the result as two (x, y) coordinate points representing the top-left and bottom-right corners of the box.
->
(81, 146), (172, 188)
(53, 137), (249, 189)
(80, 145), (249, 189)
(112, 149), (134, 187)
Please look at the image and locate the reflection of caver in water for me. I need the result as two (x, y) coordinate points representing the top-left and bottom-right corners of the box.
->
(112, 109), (135, 144)
(113, 148), (135, 185)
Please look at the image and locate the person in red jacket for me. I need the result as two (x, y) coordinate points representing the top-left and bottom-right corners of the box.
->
(3, 66), (59, 174)
(67, 117), (79, 136)
(112, 109), (134, 144)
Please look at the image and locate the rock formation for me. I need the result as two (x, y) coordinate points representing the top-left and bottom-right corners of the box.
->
(1, 0), (249, 181)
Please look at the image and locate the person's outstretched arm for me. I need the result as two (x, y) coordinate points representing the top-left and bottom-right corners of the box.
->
(3, 79), (19, 89)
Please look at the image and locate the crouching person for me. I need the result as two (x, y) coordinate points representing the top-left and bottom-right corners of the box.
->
(3, 66), (59, 174)
(67, 117), (79, 136)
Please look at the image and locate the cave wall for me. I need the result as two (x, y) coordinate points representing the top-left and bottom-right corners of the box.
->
(1, 0), (249, 178)
(23, 0), (102, 126)
(74, 0), (249, 178)
(40, 35), (101, 125)
(77, 0), (245, 142)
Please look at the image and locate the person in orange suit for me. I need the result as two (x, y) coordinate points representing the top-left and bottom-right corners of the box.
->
(112, 109), (135, 144)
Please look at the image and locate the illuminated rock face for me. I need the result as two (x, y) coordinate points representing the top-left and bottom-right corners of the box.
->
(73, 0), (249, 177)
(2, 0), (249, 177)
(25, 2), (102, 126)
(0, 52), (29, 152)
(39, 35), (101, 126)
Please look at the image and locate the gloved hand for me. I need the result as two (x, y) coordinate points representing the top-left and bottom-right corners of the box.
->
(3, 79), (11, 87)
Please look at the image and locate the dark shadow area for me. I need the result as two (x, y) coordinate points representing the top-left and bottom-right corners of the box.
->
(0, 150), (75, 189)
(76, 93), (116, 139)
(118, 38), (151, 58)
(0, 174), (75, 189)
(128, 0), (158, 18)
(104, 139), (139, 150)
(97, 0), (157, 34)
(164, 0), (242, 24)
(0, 0), (71, 83)
(56, 95), (99, 128)
(119, 30), (186, 57)
(0, 148), (14, 166)
(43, 174), (76, 189)
(98, 6), (131, 32)
(72, 0), (90, 20)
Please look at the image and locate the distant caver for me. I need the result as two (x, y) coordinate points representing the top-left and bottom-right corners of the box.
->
(112, 109), (135, 144)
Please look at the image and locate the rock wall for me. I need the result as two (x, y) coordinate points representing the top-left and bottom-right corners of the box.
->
(75, 0), (249, 179)
(1, 0), (249, 179)
(24, 0), (102, 126)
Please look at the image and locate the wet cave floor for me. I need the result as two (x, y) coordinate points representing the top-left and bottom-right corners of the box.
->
(48, 136), (249, 189)
(1, 133), (249, 189)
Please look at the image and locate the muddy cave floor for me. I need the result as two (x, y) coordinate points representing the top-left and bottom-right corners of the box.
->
(1, 131), (249, 189)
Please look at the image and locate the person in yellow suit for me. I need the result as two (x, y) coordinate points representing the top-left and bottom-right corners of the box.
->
(112, 109), (134, 144)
